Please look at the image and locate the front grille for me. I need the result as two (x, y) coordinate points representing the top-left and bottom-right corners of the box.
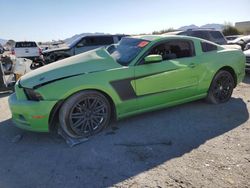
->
(246, 56), (250, 64)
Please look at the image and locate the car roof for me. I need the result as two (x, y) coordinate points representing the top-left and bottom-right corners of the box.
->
(130, 34), (199, 42)
(68, 34), (127, 48)
(15, 41), (37, 43)
(163, 31), (183, 35)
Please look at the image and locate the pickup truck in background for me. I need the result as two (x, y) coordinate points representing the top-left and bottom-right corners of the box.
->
(12, 41), (44, 69)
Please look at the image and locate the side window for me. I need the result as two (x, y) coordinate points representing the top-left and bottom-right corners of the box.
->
(76, 38), (86, 47)
(77, 36), (115, 47)
(201, 42), (218, 52)
(84, 36), (114, 46)
(210, 31), (224, 39)
(190, 31), (209, 40)
(96, 36), (114, 45)
(149, 40), (195, 61)
(85, 37), (97, 46)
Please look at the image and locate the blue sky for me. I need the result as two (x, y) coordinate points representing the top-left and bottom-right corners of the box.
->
(1, 0), (249, 41)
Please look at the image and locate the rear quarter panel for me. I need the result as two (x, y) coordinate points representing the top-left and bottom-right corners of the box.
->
(196, 47), (245, 94)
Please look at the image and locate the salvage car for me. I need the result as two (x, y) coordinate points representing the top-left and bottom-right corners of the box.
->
(228, 35), (250, 50)
(43, 34), (127, 63)
(8, 35), (245, 138)
(225, 35), (243, 41)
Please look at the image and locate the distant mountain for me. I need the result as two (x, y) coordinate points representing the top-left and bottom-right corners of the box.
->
(178, 23), (224, 31)
(64, 32), (107, 44)
(178, 24), (199, 31)
(0, 38), (7, 45)
(200, 24), (224, 30)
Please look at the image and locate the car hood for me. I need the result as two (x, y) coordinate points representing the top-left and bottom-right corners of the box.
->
(43, 46), (70, 53)
(20, 48), (121, 88)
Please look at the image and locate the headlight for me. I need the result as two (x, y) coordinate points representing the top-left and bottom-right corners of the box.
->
(23, 88), (43, 101)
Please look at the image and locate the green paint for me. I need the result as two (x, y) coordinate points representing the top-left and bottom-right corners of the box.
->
(8, 35), (246, 132)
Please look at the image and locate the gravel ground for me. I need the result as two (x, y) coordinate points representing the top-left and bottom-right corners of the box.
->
(0, 75), (249, 188)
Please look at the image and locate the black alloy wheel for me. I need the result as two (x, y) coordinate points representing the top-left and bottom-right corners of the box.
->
(207, 70), (235, 104)
(59, 91), (111, 138)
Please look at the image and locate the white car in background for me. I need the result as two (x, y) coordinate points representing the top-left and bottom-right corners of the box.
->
(228, 35), (250, 51)
(12, 41), (44, 69)
(244, 49), (250, 72)
(225, 35), (243, 41)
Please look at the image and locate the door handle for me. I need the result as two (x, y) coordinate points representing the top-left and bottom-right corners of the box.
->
(188, 63), (196, 68)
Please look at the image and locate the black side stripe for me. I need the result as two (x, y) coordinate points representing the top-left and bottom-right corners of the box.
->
(110, 78), (136, 100)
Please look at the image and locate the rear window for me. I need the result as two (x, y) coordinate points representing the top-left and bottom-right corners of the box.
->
(15, 42), (37, 48)
(201, 42), (218, 52)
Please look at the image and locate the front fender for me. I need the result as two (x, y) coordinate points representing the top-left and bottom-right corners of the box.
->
(36, 72), (122, 110)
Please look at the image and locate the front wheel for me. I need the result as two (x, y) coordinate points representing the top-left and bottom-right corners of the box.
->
(206, 70), (235, 104)
(59, 91), (111, 138)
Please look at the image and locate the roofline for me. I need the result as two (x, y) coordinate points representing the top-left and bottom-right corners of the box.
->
(129, 34), (206, 42)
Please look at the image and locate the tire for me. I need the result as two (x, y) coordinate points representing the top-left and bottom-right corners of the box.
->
(49, 53), (57, 63)
(206, 70), (235, 104)
(59, 90), (111, 138)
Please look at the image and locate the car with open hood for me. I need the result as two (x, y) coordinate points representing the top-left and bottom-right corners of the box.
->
(43, 34), (127, 64)
(8, 35), (245, 138)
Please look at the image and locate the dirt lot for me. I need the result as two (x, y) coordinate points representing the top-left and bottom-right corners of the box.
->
(0, 75), (249, 188)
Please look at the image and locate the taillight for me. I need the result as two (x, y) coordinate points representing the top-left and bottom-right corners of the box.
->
(11, 49), (15, 55)
(39, 48), (42, 55)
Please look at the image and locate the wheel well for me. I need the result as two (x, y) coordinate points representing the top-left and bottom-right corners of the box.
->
(219, 66), (237, 87)
(48, 89), (116, 132)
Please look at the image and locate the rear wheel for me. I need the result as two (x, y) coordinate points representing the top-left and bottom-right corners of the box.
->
(59, 91), (111, 138)
(206, 70), (235, 104)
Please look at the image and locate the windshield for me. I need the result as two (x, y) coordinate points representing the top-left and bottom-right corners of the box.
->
(107, 37), (150, 66)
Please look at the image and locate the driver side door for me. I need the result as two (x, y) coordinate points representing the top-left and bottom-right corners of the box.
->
(134, 39), (200, 109)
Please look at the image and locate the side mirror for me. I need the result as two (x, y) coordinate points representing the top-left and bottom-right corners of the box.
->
(144, 54), (163, 63)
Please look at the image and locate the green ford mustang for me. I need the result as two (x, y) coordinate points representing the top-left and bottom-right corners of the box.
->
(8, 35), (245, 138)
